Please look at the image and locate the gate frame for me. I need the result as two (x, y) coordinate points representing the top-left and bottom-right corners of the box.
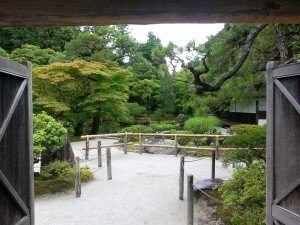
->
(0, 57), (34, 225)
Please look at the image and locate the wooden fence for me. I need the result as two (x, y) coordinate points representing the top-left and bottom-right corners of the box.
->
(81, 133), (233, 180)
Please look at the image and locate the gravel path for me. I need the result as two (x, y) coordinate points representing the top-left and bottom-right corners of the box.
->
(35, 138), (233, 225)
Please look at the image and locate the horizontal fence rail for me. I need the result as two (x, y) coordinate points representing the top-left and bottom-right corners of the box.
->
(81, 133), (232, 139)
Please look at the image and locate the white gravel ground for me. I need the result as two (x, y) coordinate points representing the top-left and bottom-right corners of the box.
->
(35, 138), (233, 225)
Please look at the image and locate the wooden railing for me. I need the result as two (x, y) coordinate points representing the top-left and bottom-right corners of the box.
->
(81, 132), (233, 180)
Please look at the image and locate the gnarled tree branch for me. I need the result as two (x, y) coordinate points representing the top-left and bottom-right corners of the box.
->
(185, 24), (268, 94)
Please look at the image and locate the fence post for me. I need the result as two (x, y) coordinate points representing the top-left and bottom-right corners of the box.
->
(124, 133), (128, 154)
(179, 156), (185, 200)
(215, 136), (219, 160)
(74, 157), (81, 197)
(211, 151), (216, 180)
(187, 174), (194, 225)
(107, 147), (112, 180)
(175, 134), (178, 156)
(85, 136), (89, 160)
(98, 141), (102, 167)
(139, 133), (142, 155)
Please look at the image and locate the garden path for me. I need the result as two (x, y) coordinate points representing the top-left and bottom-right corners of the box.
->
(35, 138), (233, 225)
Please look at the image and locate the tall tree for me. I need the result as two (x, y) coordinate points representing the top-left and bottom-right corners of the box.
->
(33, 60), (132, 135)
(0, 27), (79, 52)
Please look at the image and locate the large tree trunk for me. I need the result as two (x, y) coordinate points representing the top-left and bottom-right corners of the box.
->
(276, 26), (293, 63)
(90, 117), (100, 134)
(74, 120), (84, 136)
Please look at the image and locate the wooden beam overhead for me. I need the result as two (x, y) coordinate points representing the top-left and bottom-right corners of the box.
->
(0, 0), (300, 26)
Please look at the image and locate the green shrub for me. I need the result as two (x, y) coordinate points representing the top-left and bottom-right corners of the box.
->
(184, 116), (221, 134)
(126, 102), (147, 118)
(222, 124), (266, 167)
(218, 161), (266, 225)
(121, 124), (153, 133)
(35, 161), (93, 195)
(33, 112), (67, 161)
(149, 122), (178, 132)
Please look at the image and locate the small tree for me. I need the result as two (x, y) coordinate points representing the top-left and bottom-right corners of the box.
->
(33, 113), (67, 164)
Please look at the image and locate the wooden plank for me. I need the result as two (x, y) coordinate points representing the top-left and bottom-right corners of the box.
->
(1, 0), (300, 26)
(0, 79), (27, 142)
(23, 61), (34, 225)
(274, 176), (300, 205)
(0, 57), (28, 78)
(266, 61), (278, 225)
(16, 216), (30, 225)
(273, 63), (300, 79)
(274, 79), (300, 115)
(272, 205), (300, 225)
(0, 170), (29, 215)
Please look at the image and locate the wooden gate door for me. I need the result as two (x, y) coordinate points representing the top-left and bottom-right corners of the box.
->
(267, 62), (300, 225)
(0, 57), (34, 225)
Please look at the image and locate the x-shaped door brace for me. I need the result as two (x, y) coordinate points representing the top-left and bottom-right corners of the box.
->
(272, 78), (300, 225)
(0, 78), (30, 218)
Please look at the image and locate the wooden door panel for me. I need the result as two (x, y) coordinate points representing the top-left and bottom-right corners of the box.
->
(267, 62), (300, 225)
(0, 58), (33, 225)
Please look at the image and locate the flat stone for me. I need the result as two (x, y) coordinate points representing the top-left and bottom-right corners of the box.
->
(193, 178), (224, 190)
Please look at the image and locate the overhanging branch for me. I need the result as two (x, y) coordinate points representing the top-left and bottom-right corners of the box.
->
(186, 24), (268, 94)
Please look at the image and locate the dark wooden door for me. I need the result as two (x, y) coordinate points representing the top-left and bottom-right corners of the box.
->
(267, 62), (300, 225)
(0, 57), (34, 225)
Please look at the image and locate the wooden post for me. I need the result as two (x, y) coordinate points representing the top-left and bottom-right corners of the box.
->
(98, 141), (102, 167)
(179, 156), (185, 200)
(74, 157), (81, 197)
(187, 174), (194, 225)
(107, 147), (112, 180)
(211, 151), (216, 180)
(215, 136), (219, 160)
(139, 133), (142, 155)
(175, 134), (178, 156)
(124, 133), (128, 154)
(85, 137), (89, 160)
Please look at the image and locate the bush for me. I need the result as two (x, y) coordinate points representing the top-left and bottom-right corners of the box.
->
(121, 122), (178, 133)
(184, 116), (221, 134)
(33, 113), (67, 162)
(218, 161), (266, 225)
(222, 124), (266, 168)
(149, 122), (178, 132)
(121, 124), (153, 133)
(126, 102), (147, 118)
(35, 161), (93, 195)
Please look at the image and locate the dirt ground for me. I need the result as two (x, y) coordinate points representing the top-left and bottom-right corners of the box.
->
(35, 138), (233, 225)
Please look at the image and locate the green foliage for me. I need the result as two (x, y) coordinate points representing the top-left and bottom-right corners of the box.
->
(222, 124), (266, 167)
(126, 102), (148, 118)
(0, 47), (9, 58)
(120, 122), (178, 133)
(35, 161), (93, 195)
(33, 113), (67, 160)
(10, 44), (67, 66)
(184, 116), (221, 134)
(33, 60), (132, 136)
(121, 124), (153, 133)
(218, 161), (266, 225)
(149, 122), (178, 132)
(0, 27), (79, 52)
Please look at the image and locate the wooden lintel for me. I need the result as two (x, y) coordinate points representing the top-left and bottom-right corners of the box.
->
(1, 0), (300, 26)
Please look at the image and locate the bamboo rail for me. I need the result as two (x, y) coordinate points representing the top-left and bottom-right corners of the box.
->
(81, 133), (232, 139)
